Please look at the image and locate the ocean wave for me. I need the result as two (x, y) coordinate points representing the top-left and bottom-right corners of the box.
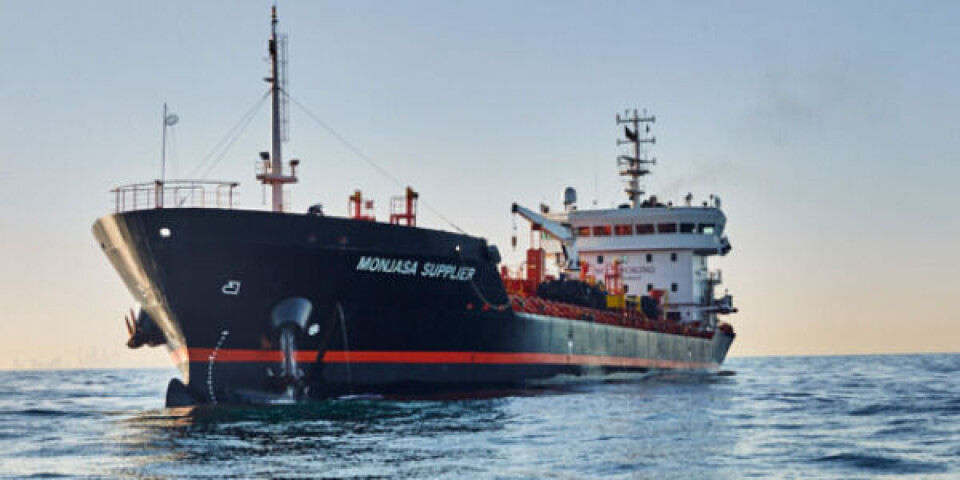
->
(848, 402), (958, 417)
(815, 452), (947, 474)
(5, 408), (95, 418)
(0, 354), (958, 478)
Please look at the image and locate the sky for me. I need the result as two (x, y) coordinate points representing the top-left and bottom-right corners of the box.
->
(1, 1), (958, 369)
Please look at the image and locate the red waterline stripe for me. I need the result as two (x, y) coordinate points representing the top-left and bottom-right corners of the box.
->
(171, 348), (712, 370)
(171, 348), (319, 364)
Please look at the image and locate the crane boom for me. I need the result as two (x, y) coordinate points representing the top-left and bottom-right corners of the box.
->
(511, 202), (580, 271)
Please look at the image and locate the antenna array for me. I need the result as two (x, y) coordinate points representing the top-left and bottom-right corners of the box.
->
(616, 109), (656, 207)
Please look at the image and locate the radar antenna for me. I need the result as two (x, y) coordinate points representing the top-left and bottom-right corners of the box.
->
(616, 108), (656, 208)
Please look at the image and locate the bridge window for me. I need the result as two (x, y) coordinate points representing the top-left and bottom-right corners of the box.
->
(614, 224), (633, 236)
(698, 223), (716, 234)
(657, 223), (677, 233)
(636, 224), (655, 235)
(593, 225), (612, 236)
(680, 223), (696, 233)
(576, 226), (591, 236)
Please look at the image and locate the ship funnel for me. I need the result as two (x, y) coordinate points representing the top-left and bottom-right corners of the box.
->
(563, 187), (577, 211)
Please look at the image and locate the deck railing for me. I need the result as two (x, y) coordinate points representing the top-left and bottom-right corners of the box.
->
(111, 180), (240, 213)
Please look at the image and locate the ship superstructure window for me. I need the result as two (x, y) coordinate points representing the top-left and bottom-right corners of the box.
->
(597, 255), (604, 264)
(647, 283), (653, 292)
(614, 224), (633, 236)
(698, 223), (716, 234)
(646, 253), (652, 263)
(671, 252), (677, 262)
(658, 223), (677, 233)
(680, 223), (696, 233)
(576, 226), (591, 236)
(593, 225), (612, 236)
(636, 224), (655, 235)
(671, 282), (678, 292)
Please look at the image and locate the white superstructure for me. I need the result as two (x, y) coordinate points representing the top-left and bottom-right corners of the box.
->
(512, 109), (736, 328)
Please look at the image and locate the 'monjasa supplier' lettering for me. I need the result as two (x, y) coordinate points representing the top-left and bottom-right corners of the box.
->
(421, 262), (476, 281)
(355, 256), (419, 275)
(355, 256), (476, 281)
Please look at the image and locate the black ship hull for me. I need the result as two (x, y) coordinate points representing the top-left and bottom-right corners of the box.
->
(94, 209), (734, 405)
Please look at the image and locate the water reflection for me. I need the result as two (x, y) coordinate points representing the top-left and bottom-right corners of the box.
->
(114, 395), (514, 477)
(110, 375), (738, 479)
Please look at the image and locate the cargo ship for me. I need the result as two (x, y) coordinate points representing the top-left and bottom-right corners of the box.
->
(93, 8), (736, 406)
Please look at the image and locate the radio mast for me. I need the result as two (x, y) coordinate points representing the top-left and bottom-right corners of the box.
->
(616, 109), (656, 208)
(256, 6), (299, 212)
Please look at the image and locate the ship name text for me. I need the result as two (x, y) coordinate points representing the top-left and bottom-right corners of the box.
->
(621, 266), (656, 278)
(355, 256), (476, 281)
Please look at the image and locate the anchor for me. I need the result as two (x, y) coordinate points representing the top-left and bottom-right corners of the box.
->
(124, 307), (166, 349)
(268, 297), (313, 402)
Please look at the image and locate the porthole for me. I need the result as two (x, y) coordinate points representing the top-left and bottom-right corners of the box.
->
(159, 227), (171, 238)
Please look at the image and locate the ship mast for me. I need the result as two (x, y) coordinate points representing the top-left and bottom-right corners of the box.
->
(256, 6), (298, 212)
(616, 109), (656, 208)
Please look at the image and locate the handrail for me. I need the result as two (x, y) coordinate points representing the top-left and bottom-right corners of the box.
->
(111, 180), (240, 213)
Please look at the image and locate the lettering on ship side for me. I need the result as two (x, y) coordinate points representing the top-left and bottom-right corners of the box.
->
(621, 266), (655, 279)
(355, 256), (476, 282)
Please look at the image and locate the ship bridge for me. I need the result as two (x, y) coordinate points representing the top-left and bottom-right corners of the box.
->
(569, 205), (729, 255)
(510, 108), (736, 328)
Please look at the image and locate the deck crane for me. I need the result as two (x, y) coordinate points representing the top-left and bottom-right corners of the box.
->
(511, 202), (580, 272)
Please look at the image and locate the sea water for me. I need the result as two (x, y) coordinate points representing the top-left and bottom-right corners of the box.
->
(0, 354), (957, 478)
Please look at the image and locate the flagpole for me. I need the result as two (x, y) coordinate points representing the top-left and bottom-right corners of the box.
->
(161, 102), (168, 185)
